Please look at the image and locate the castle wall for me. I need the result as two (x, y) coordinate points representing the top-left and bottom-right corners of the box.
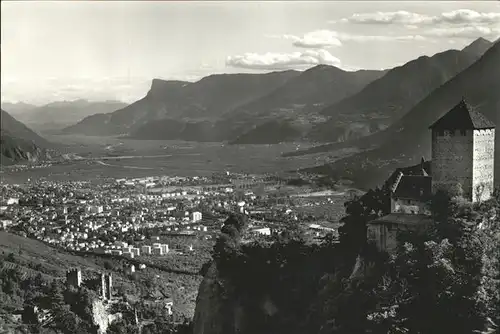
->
(473, 129), (495, 202)
(367, 224), (398, 253)
(431, 129), (474, 200)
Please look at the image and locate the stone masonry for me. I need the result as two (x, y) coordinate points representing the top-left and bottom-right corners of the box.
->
(430, 99), (496, 203)
(473, 129), (496, 202)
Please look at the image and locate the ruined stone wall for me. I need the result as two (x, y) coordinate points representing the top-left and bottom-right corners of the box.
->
(91, 299), (110, 334)
(431, 130), (474, 200)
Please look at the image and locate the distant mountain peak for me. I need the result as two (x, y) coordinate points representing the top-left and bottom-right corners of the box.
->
(462, 37), (493, 55)
(148, 79), (192, 96)
(306, 64), (344, 73)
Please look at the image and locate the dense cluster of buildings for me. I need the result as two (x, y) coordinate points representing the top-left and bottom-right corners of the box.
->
(0, 177), (220, 253)
(1, 171), (340, 260)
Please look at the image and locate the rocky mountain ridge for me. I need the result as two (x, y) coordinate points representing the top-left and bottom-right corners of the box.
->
(304, 38), (494, 143)
(0, 109), (54, 165)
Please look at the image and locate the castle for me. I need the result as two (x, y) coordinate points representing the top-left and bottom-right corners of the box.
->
(66, 268), (113, 300)
(367, 99), (496, 252)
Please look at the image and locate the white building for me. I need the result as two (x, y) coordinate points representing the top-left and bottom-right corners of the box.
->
(89, 205), (103, 214)
(131, 248), (141, 257)
(250, 227), (271, 236)
(191, 211), (202, 223)
(6, 198), (19, 205)
(141, 245), (152, 255)
(152, 247), (163, 255)
(1, 220), (13, 229)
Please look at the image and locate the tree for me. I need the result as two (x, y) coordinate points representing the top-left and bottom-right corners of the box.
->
(338, 187), (390, 258)
(365, 195), (493, 334)
(47, 280), (65, 309)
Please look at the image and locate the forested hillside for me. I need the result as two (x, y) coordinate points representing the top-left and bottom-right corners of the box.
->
(193, 189), (500, 334)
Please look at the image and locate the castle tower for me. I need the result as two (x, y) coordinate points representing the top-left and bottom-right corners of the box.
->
(429, 99), (496, 202)
(66, 268), (82, 288)
(105, 273), (112, 300)
(100, 273), (107, 299)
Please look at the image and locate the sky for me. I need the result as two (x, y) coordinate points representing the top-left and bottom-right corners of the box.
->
(1, 1), (500, 105)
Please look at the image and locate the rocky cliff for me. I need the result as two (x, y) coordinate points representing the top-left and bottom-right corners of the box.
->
(192, 263), (238, 334)
(192, 253), (376, 334)
(190, 212), (389, 334)
(1, 109), (55, 165)
(193, 260), (298, 334)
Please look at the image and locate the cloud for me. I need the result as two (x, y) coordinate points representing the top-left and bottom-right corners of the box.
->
(339, 9), (500, 27)
(437, 9), (500, 26)
(422, 26), (500, 40)
(226, 49), (341, 70)
(339, 32), (426, 43)
(277, 30), (343, 48)
(269, 30), (426, 48)
(338, 11), (431, 25)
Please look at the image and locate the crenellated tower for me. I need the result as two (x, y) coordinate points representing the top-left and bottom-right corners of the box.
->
(429, 99), (496, 202)
(66, 268), (82, 288)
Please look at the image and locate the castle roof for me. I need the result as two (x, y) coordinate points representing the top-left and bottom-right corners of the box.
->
(429, 99), (496, 130)
(385, 160), (431, 190)
(393, 175), (432, 201)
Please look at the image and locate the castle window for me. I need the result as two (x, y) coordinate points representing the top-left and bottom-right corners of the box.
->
(460, 130), (466, 136)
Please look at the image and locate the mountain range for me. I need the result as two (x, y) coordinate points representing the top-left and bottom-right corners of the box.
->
(2, 100), (128, 132)
(65, 38), (493, 147)
(0, 109), (53, 165)
(3, 37), (497, 184)
(65, 71), (300, 137)
(303, 39), (500, 190)
(305, 37), (493, 143)
(130, 65), (387, 142)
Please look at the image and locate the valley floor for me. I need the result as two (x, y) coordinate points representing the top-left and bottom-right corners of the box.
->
(1, 135), (353, 184)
